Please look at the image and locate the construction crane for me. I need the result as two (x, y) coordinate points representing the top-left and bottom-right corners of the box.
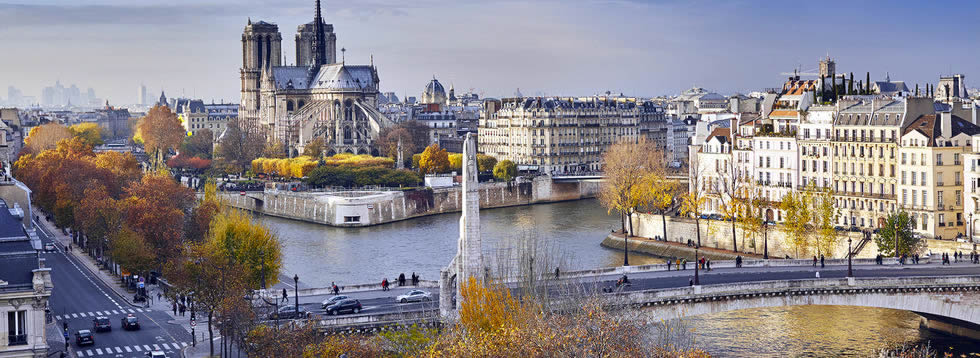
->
(780, 65), (819, 78)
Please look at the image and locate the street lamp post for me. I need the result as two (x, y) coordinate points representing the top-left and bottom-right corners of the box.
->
(847, 237), (853, 277)
(293, 274), (299, 318)
(623, 229), (630, 266)
(694, 245), (700, 285)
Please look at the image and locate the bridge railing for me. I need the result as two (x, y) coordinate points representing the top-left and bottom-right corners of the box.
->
(607, 274), (980, 306)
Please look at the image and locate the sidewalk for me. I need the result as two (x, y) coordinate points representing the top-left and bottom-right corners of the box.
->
(36, 217), (208, 356)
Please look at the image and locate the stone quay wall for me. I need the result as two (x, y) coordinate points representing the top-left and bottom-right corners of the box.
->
(629, 213), (870, 259)
(221, 177), (600, 227)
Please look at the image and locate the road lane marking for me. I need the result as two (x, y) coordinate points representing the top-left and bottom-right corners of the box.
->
(76, 352), (84, 357)
(34, 219), (124, 309)
(116, 347), (123, 353)
(110, 310), (119, 314)
(95, 311), (103, 315)
(54, 315), (61, 320)
(124, 346), (132, 352)
(143, 345), (151, 351)
(136, 308), (144, 312)
(162, 343), (171, 349)
(181, 342), (188, 347)
(95, 348), (103, 355)
(86, 350), (93, 356)
(134, 345), (142, 351)
(153, 344), (161, 350)
(71, 313), (78, 318)
(128, 309), (136, 313)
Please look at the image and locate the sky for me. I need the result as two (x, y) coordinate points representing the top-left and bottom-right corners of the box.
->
(1, 0), (979, 104)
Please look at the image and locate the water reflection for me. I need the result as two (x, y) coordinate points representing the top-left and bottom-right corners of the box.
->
(260, 199), (663, 286)
(676, 305), (980, 357)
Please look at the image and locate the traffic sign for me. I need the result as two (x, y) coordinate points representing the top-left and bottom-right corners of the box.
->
(190, 319), (196, 327)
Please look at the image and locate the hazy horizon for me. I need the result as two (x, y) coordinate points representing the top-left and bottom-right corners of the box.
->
(2, 0), (979, 105)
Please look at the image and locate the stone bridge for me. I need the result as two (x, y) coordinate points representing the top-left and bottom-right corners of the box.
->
(609, 275), (980, 339)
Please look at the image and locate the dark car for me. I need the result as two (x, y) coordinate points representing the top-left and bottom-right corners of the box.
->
(320, 295), (350, 309)
(92, 317), (111, 332)
(75, 330), (94, 346)
(325, 299), (362, 316)
(121, 314), (140, 330)
(268, 305), (309, 320)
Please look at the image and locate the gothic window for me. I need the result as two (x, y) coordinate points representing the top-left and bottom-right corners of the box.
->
(287, 100), (295, 111)
(298, 100), (305, 109)
(344, 126), (352, 141)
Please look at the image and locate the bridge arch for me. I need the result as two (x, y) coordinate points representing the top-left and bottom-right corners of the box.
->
(627, 278), (980, 328)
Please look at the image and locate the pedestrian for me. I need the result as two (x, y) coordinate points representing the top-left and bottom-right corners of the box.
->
(333, 283), (339, 295)
(813, 256), (817, 267)
(689, 278), (694, 286)
(282, 288), (288, 303)
(820, 254), (825, 268)
(706, 259), (711, 271)
(682, 259), (687, 270)
(554, 267), (560, 280)
(172, 302), (177, 316)
(398, 273), (406, 286)
(179, 303), (185, 317)
(666, 259), (672, 271)
(676, 258), (681, 270)
(382, 278), (389, 291)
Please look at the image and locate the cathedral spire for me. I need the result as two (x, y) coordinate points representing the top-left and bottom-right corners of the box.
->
(310, 0), (327, 68)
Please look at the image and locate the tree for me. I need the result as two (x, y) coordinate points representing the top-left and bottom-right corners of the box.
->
(680, 163), (707, 247)
(109, 226), (155, 275)
(262, 140), (286, 159)
(848, 72), (855, 95)
(121, 172), (195, 266)
(136, 105), (185, 169)
(875, 211), (922, 257)
(648, 177), (677, 242)
(779, 190), (813, 258)
(477, 154), (497, 173)
(215, 118), (264, 173)
(378, 121), (430, 159)
(418, 144), (450, 174)
(866, 72), (871, 94)
(448, 153), (463, 171)
(181, 129), (213, 159)
(302, 137), (325, 158)
(206, 208), (283, 289)
(718, 161), (746, 253)
(599, 139), (663, 266)
(813, 187), (839, 257)
(69, 123), (104, 147)
(493, 160), (517, 182)
(736, 182), (764, 254)
(24, 123), (72, 154)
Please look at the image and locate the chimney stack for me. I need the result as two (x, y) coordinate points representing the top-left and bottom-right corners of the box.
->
(941, 111), (952, 141)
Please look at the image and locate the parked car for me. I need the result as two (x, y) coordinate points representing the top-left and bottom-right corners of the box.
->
(121, 314), (140, 330)
(320, 295), (350, 309)
(325, 299), (362, 315)
(396, 290), (432, 303)
(268, 305), (309, 320)
(43, 242), (56, 252)
(92, 317), (111, 332)
(75, 330), (94, 346)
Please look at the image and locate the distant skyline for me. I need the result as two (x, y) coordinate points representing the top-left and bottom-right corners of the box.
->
(1, 0), (979, 105)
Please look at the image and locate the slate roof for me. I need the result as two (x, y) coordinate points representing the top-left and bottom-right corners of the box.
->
(271, 66), (313, 90)
(0, 254), (38, 289)
(315, 65), (376, 91)
(706, 127), (731, 145)
(874, 81), (909, 94)
(902, 114), (980, 146)
(0, 201), (25, 240)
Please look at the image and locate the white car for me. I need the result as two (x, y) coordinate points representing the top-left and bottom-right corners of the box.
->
(145, 351), (166, 358)
(396, 290), (432, 303)
(320, 295), (349, 309)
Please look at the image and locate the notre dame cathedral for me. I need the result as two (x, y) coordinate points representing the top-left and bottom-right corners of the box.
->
(239, 0), (391, 156)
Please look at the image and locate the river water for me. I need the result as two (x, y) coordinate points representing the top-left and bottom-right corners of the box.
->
(259, 199), (978, 355)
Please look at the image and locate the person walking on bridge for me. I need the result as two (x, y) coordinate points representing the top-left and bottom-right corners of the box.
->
(281, 288), (288, 303)
(820, 254), (825, 268)
(812, 256), (817, 267)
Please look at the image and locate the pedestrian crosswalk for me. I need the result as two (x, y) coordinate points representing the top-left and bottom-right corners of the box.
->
(55, 308), (148, 320)
(75, 342), (189, 356)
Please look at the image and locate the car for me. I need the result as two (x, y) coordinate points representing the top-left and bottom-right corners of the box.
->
(121, 314), (140, 330)
(92, 316), (111, 332)
(325, 299), (362, 315)
(145, 351), (167, 358)
(320, 295), (350, 309)
(396, 290), (432, 303)
(43, 242), (56, 252)
(75, 329), (94, 346)
(268, 305), (309, 320)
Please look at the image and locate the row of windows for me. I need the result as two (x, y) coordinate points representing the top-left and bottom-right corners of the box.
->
(900, 152), (961, 166)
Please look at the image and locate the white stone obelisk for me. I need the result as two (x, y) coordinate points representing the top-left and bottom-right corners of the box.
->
(440, 132), (482, 318)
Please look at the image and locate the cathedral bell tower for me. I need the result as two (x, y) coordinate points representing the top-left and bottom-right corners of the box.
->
(310, 0), (328, 68)
(240, 19), (282, 131)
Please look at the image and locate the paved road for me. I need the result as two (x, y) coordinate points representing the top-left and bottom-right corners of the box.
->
(287, 261), (980, 322)
(36, 219), (191, 358)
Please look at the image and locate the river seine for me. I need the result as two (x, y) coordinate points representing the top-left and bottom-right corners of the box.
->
(260, 199), (978, 355)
